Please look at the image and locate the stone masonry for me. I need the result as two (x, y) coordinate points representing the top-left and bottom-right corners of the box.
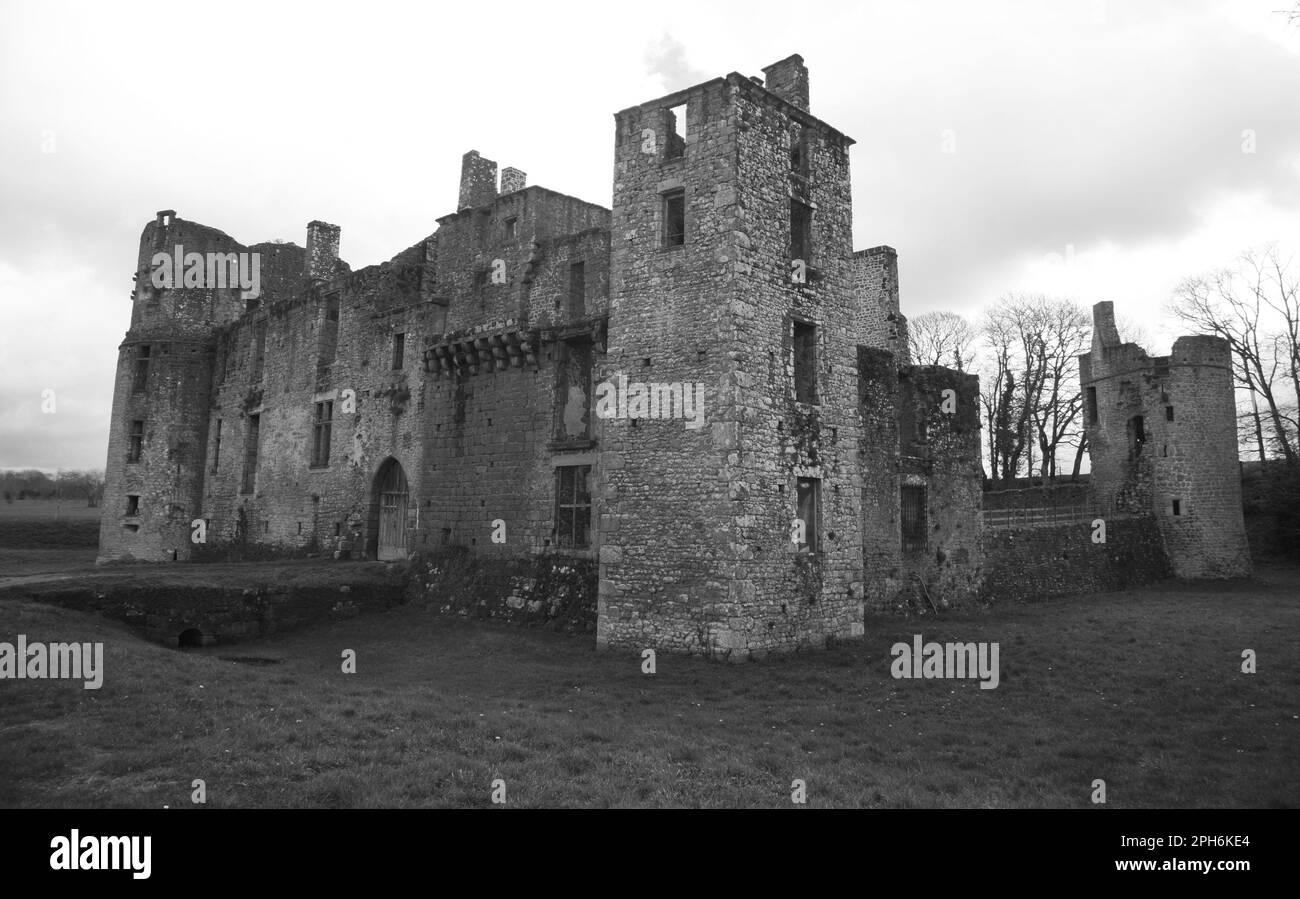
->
(100, 56), (987, 657)
(1080, 301), (1251, 579)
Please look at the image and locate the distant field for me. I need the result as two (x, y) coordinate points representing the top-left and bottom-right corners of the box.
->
(0, 499), (101, 521)
(0, 500), (100, 550)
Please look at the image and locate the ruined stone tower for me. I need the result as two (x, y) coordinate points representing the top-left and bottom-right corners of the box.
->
(1080, 301), (1251, 579)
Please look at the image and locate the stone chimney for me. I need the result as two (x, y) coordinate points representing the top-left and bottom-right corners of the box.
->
(500, 166), (527, 195)
(1092, 300), (1121, 351)
(762, 54), (809, 112)
(305, 220), (341, 283)
(459, 150), (499, 211)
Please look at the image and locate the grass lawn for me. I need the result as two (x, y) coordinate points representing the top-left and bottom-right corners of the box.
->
(1, 565), (1297, 808)
(0, 499), (100, 553)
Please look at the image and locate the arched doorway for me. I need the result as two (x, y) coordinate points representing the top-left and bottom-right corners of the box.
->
(372, 458), (409, 561)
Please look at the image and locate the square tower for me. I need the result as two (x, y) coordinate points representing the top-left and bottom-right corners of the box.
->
(596, 57), (869, 658)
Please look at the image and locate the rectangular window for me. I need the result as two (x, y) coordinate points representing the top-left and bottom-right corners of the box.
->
(795, 477), (820, 554)
(212, 418), (222, 472)
(901, 484), (927, 553)
(317, 297), (339, 384)
(132, 345), (150, 393)
(250, 320), (267, 383)
(663, 189), (685, 247)
(1166, 405), (1174, 422)
(665, 103), (687, 159)
(791, 199), (812, 262)
(554, 465), (592, 549)
(1172, 498), (1182, 516)
(554, 339), (593, 442)
(1086, 386), (1098, 424)
(126, 419), (144, 463)
(504, 217), (517, 239)
(793, 320), (818, 404)
(242, 414), (260, 494)
(791, 129), (809, 175)
(392, 333), (405, 370)
(569, 261), (586, 318)
(125, 494), (140, 517)
(311, 401), (333, 467)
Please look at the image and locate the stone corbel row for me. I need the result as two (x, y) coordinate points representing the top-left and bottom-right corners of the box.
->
(423, 330), (538, 378)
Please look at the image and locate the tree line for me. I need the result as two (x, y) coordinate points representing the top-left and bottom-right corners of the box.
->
(1, 469), (105, 506)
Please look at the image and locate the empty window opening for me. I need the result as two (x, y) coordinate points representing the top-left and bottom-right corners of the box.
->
(790, 200), (812, 262)
(901, 484), (927, 553)
(1162, 444), (1169, 458)
(569, 261), (586, 318)
(504, 217), (517, 239)
(125, 494), (140, 516)
(250, 320), (268, 383)
(178, 628), (203, 648)
(790, 128), (809, 175)
(334, 522), (342, 537)
(392, 332), (406, 370)
(795, 477), (820, 554)
(1128, 415), (1145, 458)
(132, 345), (151, 393)
(666, 103), (687, 159)
(793, 320), (818, 404)
(1172, 498), (1182, 516)
(325, 294), (340, 322)
(1086, 386), (1098, 424)
(555, 465), (592, 549)
(312, 401), (333, 467)
(663, 189), (685, 247)
(554, 339), (593, 441)
(127, 419), (144, 463)
(242, 414), (260, 494)
(1165, 405), (1174, 421)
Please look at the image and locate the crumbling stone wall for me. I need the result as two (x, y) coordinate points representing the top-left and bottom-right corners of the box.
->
(858, 348), (983, 612)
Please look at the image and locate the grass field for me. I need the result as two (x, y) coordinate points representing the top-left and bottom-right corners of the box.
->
(0, 499), (100, 552)
(1, 564), (1296, 808)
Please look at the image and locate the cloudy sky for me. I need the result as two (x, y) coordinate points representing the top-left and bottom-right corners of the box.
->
(1, 0), (1298, 470)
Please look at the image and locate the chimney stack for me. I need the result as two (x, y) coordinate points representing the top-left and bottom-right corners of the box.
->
(500, 166), (527, 195)
(761, 54), (810, 112)
(305, 220), (341, 283)
(1092, 301), (1122, 350)
(458, 150), (499, 211)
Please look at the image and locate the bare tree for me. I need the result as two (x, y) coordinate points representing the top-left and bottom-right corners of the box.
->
(1169, 246), (1299, 464)
(907, 310), (977, 372)
(57, 469), (105, 508)
(979, 294), (1090, 483)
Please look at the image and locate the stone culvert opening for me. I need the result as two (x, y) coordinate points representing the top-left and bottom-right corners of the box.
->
(178, 628), (204, 648)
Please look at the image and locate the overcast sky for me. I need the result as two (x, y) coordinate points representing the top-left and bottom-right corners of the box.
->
(1, 0), (1297, 471)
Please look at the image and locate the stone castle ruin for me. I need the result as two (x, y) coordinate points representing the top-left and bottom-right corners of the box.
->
(99, 56), (1247, 657)
(1081, 301), (1251, 579)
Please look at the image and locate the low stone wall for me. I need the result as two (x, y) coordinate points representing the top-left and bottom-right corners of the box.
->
(2, 580), (404, 646)
(980, 515), (1171, 602)
(409, 547), (597, 633)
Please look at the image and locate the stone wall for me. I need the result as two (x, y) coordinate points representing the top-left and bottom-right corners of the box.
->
(980, 515), (1172, 601)
(410, 547), (597, 632)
